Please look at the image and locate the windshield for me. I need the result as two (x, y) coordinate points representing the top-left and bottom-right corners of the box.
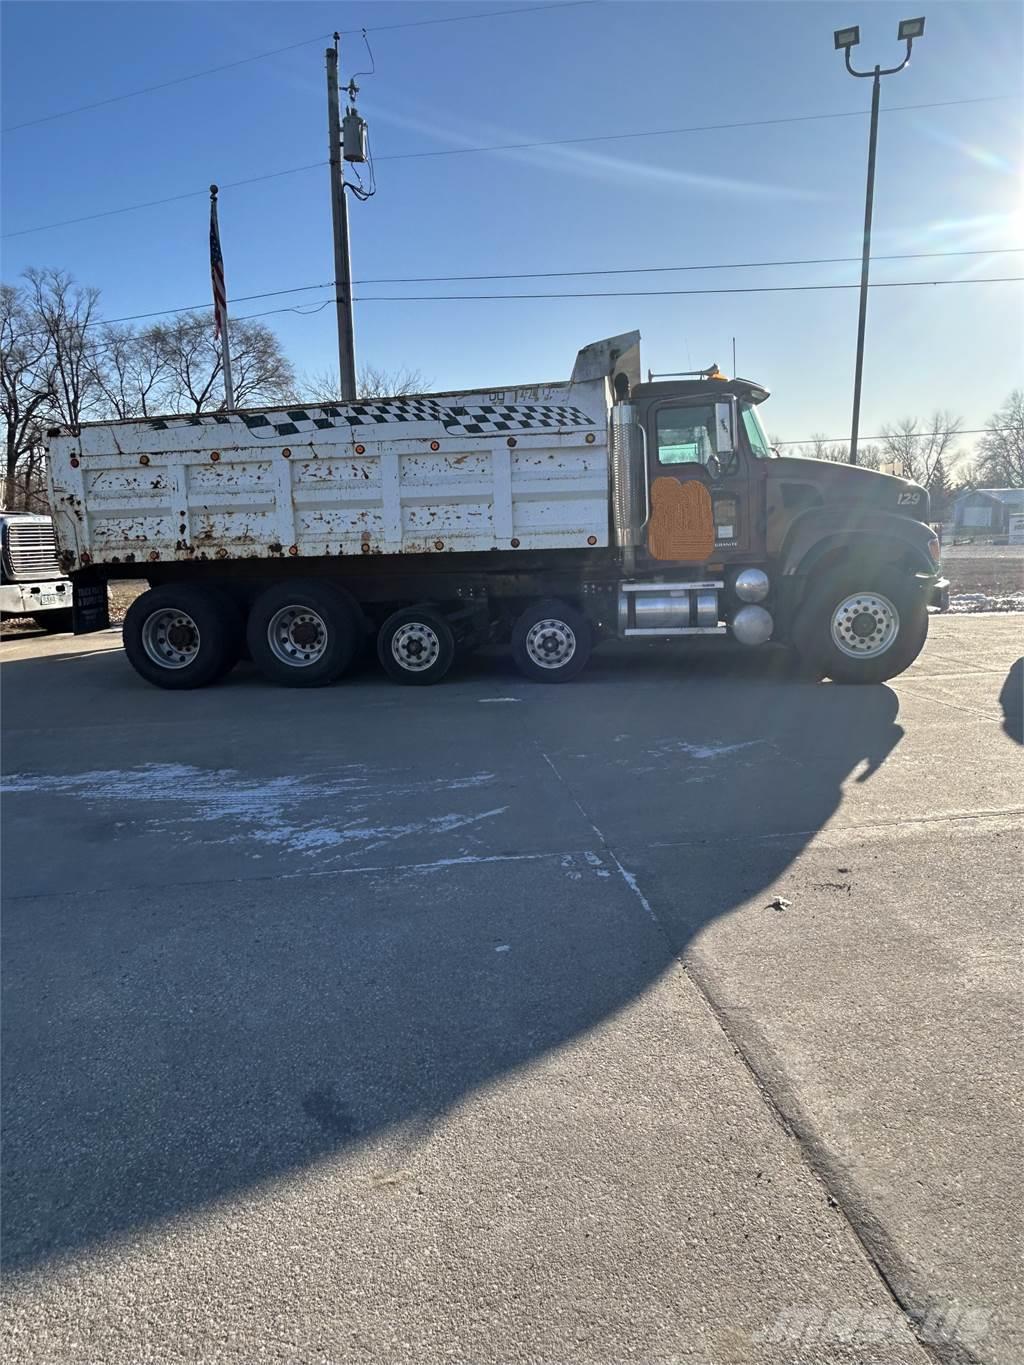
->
(740, 402), (772, 457)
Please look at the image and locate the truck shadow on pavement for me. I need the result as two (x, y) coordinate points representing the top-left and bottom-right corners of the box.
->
(2, 643), (903, 1273)
(999, 657), (1022, 743)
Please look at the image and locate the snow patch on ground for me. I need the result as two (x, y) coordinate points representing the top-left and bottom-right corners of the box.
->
(947, 593), (1024, 614)
(2, 762), (504, 857)
(662, 739), (765, 760)
(627, 738), (769, 773)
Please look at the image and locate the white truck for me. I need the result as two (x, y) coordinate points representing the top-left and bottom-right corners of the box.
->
(47, 331), (947, 689)
(0, 512), (74, 632)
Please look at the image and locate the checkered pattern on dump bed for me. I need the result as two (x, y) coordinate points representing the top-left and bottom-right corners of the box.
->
(146, 399), (594, 440)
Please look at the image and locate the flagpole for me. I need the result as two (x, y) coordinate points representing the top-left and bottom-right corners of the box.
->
(209, 184), (235, 410)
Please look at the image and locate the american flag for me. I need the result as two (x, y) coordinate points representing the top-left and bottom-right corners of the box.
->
(209, 188), (228, 341)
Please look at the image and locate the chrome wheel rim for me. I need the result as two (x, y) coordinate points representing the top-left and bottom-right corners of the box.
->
(525, 618), (576, 669)
(830, 591), (900, 659)
(267, 604), (329, 667)
(141, 608), (201, 669)
(391, 621), (441, 672)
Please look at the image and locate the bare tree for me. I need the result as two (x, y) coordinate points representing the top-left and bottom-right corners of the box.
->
(359, 364), (430, 399)
(3, 270), (303, 510)
(24, 268), (102, 432)
(796, 434), (882, 470)
(150, 310), (295, 412)
(1, 282), (52, 509)
(303, 364), (431, 403)
(975, 390), (1024, 488)
(880, 411), (964, 486)
(91, 322), (169, 419)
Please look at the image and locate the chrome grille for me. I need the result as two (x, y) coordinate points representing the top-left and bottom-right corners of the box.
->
(5, 519), (62, 581)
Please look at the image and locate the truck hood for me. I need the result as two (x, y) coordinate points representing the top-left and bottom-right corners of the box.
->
(769, 454), (928, 516)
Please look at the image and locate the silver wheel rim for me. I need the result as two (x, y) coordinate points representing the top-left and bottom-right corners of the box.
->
(141, 608), (201, 669)
(391, 621), (441, 672)
(830, 591), (900, 659)
(267, 604), (329, 667)
(525, 618), (576, 669)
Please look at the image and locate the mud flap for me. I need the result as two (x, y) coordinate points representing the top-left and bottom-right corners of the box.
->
(73, 577), (110, 634)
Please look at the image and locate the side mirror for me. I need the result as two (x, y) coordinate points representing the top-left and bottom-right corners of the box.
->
(714, 401), (735, 455)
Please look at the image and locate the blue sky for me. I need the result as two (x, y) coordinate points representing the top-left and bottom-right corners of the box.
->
(2, 0), (1021, 453)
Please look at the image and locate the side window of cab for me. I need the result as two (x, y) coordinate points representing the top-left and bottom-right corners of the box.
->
(655, 405), (717, 467)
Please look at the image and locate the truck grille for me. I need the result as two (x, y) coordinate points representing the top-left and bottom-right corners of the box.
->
(5, 520), (62, 581)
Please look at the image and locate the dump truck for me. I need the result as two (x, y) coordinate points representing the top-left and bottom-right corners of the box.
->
(46, 331), (948, 689)
(0, 512), (74, 632)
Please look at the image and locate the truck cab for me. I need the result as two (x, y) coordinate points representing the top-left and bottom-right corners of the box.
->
(0, 513), (74, 633)
(612, 359), (947, 681)
(627, 370), (772, 564)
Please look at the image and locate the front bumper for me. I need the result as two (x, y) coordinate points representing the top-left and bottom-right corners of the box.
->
(928, 577), (950, 612)
(0, 579), (71, 616)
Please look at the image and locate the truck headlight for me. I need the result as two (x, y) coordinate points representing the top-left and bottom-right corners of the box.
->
(734, 568), (770, 602)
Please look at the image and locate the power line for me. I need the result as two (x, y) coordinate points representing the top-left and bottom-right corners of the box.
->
(81, 266), (1024, 331)
(350, 1), (593, 36)
(3, 94), (1013, 239)
(775, 428), (1011, 445)
(4, 3), (592, 132)
(351, 248), (1023, 286)
(81, 299), (334, 359)
(349, 277), (1022, 301)
(372, 95), (1012, 162)
(89, 282), (335, 328)
(1, 164), (328, 239)
(4, 35), (333, 133)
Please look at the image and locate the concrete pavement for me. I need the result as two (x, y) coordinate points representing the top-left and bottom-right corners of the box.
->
(2, 616), (1021, 1363)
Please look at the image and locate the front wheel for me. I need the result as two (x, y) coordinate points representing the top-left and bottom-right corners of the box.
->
(794, 573), (928, 685)
(511, 598), (592, 683)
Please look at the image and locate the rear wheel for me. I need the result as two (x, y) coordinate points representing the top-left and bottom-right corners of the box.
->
(377, 605), (456, 685)
(123, 585), (242, 689)
(246, 580), (359, 687)
(794, 571), (928, 684)
(511, 598), (591, 683)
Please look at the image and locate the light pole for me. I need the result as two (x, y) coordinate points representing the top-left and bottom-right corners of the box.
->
(834, 16), (925, 465)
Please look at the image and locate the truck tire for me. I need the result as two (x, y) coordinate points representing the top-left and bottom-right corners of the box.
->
(33, 608), (74, 634)
(123, 585), (242, 690)
(794, 571), (928, 685)
(511, 598), (591, 683)
(378, 605), (456, 685)
(246, 580), (358, 687)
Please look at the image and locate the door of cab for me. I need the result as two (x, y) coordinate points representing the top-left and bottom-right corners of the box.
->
(640, 396), (753, 564)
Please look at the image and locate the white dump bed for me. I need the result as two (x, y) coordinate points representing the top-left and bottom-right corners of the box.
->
(47, 377), (611, 569)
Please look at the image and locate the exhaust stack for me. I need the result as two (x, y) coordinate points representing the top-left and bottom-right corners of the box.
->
(610, 403), (647, 572)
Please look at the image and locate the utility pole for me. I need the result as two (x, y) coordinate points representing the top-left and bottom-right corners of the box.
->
(326, 34), (357, 400)
(833, 17), (924, 465)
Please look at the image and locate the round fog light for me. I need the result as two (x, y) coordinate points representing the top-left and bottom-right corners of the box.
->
(732, 604), (773, 646)
(735, 568), (770, 602)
